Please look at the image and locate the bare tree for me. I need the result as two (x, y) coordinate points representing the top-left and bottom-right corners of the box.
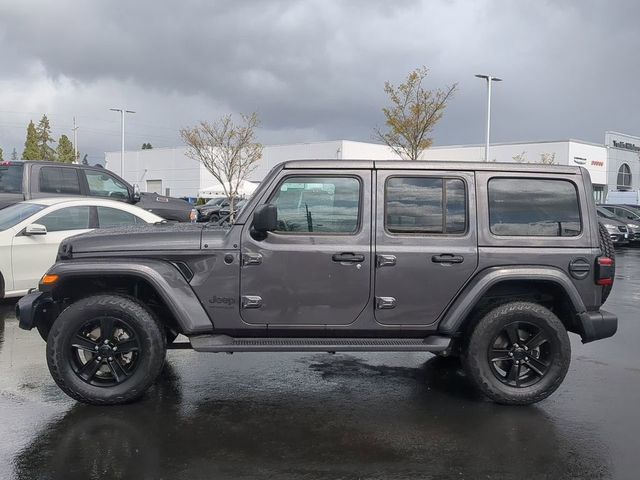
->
(374, 67), (457, 160)
(180, 113), (262, 221)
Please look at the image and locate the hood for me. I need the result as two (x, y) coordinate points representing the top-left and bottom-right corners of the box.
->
(58, 222), (206, 258)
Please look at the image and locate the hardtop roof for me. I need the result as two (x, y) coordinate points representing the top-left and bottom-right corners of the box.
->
(281, 159), (582, 174)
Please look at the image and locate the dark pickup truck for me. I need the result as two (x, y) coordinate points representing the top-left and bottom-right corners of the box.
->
(17, 160), (617, 406)
(0, 160), (193, 222)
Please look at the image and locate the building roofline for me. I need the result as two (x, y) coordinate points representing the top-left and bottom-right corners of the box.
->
(431, 139), (604, 149)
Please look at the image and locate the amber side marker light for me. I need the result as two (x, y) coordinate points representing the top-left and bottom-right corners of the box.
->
(41, 274), (59, 285)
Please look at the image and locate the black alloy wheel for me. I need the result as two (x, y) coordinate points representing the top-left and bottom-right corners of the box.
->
(47, 295), (166, 405)
(69, 316), (141, 386)
(487, 321), (554, 388)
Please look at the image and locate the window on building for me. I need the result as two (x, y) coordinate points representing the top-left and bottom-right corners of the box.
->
(385, 177), (467, 234)
(270, 176), (360, 233)
(39, 167), (81, 195)
(617, 163), (632, 191)
(488, 178), (581, 237)
(38, 206), (91, 232)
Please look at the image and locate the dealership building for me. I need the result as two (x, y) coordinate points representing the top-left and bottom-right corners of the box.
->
(105, 131), (640, 202)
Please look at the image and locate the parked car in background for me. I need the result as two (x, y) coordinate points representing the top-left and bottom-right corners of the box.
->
(596, 206), (631, 246)
(218, 198), (248, 221)
(598, 204), (640, 243)
(196, 196), (227, 222)
(0, 160), (193, 221)
(0, 198), (163, 299)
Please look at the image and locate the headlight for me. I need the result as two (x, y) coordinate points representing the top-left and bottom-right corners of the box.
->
(604, 224), (617, 233)
(628, 224), (639, 229)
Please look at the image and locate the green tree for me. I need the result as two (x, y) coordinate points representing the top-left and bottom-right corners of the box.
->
(11, 148), (18, 160)
(374, 66), (457, 160)
(36, 114), (56, 160)
(56, 134), (75, 163)
(141, 142), (153, 149)
(82, 154), (89, 165)
(0, 147), (3, 161)
(22, 120), (40, 160)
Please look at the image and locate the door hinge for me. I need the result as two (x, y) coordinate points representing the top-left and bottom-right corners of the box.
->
(241, 296), (263, 309)
(375, 296), (397, 309)
(242, 253), (263, 266)
(376, 254), (396, 268)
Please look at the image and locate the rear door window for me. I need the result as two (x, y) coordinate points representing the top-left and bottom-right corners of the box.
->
(0, 163), (24, 193)
(97, 206), (141, 228)
(488, 178), (581, 237)
(39, 167), (81, 195)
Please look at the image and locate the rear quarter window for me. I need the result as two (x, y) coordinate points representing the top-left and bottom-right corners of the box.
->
(39, 167), (81, 195)
(488, 178), (581, 237)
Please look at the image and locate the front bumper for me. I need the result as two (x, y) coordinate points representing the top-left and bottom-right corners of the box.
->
(577, 309), (618, 343)
(16, 290), (52, 331)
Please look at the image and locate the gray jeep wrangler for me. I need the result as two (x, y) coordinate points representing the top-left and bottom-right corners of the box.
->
(17, 160), (617, 406)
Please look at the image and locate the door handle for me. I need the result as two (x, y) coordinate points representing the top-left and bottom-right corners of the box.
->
(332, 253), (365, 263)
(432, 254), (464, 264)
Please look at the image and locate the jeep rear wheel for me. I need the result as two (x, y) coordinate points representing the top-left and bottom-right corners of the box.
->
(462, 301), (570, 405)
(46, 295), (166, 405)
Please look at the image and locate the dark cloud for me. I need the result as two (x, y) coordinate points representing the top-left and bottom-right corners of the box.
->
(0, 0), (639, 161)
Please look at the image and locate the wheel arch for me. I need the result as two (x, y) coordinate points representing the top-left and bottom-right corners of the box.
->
(439, 267), (587, 336)
(46, 260), (214, 335)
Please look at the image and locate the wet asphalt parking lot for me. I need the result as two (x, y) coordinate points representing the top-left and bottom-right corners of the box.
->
(1, 250), (639, 480)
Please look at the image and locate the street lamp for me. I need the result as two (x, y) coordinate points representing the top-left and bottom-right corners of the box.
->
(475, 74), (502, 162)
(109, 108), (136, 177)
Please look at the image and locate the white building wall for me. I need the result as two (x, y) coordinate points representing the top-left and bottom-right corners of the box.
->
(605, 131), (640, 193)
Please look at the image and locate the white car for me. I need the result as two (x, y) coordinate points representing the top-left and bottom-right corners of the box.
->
(0, 197), (163, 298)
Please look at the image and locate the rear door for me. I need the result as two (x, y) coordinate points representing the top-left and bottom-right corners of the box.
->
(374, 170), (478, 325)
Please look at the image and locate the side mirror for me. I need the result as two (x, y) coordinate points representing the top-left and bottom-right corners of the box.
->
(132, 184), (141, 202)
(252, 204), (278, 232)
(25, 223), (47, 236)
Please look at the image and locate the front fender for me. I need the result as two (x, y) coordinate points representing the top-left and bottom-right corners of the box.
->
(438, 266), (587, 335)
(44, 259), (214, 334)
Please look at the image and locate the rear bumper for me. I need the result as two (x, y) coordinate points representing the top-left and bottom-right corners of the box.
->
(16, 290), (52, 331)
(577, 309), (618, 343)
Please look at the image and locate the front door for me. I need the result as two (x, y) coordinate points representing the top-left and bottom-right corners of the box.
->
(240, 171), (371, 326)
(374, 170), (478, 325)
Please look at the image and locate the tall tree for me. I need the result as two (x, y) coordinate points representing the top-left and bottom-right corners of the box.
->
(82, 154), (89, 165)
(35, 114), (56, 161)
(374, 66), (457, 160)
(0, 147), (3, 161)
(11, 148), (18, 160)
(180, 112), (262, 221)
(56, 134), (75, 163)
(22, 120), (40, 160)
(141, 142), (153, 150)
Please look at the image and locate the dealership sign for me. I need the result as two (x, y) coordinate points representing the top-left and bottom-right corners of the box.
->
(612, 140), (640, 152)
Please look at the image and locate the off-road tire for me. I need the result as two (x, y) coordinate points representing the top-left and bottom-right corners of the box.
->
(46, 294), (166, 405)
(462, 301), (571, 405)
(598, 221), (615, 303)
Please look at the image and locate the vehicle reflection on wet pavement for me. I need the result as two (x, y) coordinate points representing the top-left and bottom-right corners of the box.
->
(1, 249), (640, 479)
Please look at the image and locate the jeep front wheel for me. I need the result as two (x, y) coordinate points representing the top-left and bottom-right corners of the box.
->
(462, 301), (570, 405)
(46, 295), (166, 405)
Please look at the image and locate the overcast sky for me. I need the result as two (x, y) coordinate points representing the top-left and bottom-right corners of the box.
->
(1, 0), (639, 163)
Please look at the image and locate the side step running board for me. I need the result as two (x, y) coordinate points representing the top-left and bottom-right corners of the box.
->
(189, 335), (451, 353)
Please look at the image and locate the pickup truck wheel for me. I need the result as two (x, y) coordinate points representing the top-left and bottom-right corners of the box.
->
(46, 295), (166, 405)
(462, 301), (570, 405)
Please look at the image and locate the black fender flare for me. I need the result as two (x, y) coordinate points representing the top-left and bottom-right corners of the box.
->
(438, 266), (587, 335)
(46, 259), (214, 334)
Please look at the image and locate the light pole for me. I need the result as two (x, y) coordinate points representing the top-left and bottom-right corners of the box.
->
(475, 74), (502, 162)
(109, 108), (136, 176)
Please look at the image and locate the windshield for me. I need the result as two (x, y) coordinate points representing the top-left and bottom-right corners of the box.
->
(0, 203), (46, 231)
(205, 197), (226, 206)
(0, 163), (24, 194)
(597, 207), (616, 219)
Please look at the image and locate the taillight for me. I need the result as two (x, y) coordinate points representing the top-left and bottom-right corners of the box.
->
(596, 257), (614, 286)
